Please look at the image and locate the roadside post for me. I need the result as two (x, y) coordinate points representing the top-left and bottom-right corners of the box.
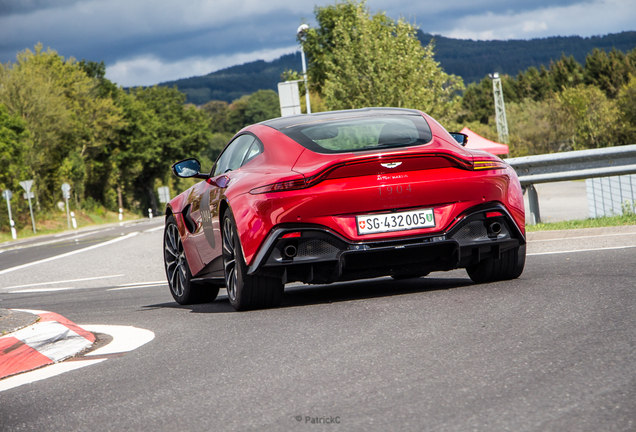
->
(3, 189), (17, 239)
(148, 208), (153, 219)
(61, 183), (71, 228)
(119, 208), (123, 221)
(70, 211), (77, 229)
(19, 180), (36, 233)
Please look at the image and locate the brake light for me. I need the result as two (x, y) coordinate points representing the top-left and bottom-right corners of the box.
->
(250, 178), (307, 194)
(473, 159), (507, 170)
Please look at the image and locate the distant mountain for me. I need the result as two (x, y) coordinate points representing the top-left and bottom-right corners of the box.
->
(160, 31), (636, 105)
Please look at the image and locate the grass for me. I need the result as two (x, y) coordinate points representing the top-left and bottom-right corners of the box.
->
(0, 209), (142, 243)
(526, 212), (636, 231)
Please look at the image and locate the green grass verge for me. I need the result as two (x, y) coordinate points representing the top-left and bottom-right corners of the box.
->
(0, 209), (142, 243)
(527, 213), (636, 231)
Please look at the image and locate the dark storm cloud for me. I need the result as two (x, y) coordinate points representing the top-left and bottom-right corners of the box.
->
(0, 0), (632, 86)
(0, 0), (85, 15)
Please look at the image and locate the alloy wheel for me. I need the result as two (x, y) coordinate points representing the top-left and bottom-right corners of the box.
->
(165, 222), (187, 298)
(223, 216), (238, 301)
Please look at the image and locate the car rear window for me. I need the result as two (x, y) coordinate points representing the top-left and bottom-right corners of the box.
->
(278, 115), (433, 154)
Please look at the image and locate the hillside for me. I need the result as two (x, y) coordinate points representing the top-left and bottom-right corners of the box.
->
(160, 31), (636, 105)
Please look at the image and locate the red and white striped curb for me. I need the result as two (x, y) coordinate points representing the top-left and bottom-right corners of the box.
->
(0, 309), (94, 380)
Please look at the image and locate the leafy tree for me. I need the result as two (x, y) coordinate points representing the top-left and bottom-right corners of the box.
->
(549, 54), (584, 91)
(584, 48), (633, 98)
(616, 76), (636, 143)
(0, 45), (123, 210)
(113, 86), (212, 212)
(302, 0), (463, 120)
(555, 84), (620, 149)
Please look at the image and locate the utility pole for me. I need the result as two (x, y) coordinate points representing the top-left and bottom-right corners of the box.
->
(489, 73), (509, 144)
(297, 24), (311, 114)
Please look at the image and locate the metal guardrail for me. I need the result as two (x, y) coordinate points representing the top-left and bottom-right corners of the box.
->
(504, 144), (636, 224)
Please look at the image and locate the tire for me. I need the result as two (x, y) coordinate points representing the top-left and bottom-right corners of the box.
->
(222, 210), (284, 311)
(466, 244), (526, 283)
(164, 215), (220, 305)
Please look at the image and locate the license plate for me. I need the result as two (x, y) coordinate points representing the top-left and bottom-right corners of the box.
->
(356, 208), (435, 235)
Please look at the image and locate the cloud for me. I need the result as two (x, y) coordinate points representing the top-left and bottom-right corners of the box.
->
(440, 0), (636, 40)
(105, 46), (298, 87)
(0, 0), (634, 86)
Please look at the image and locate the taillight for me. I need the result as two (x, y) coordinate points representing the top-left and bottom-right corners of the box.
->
(472, 159), (508, 170)
(250, 178), (307, 194)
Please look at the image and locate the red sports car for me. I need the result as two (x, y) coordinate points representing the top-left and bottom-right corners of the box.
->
(164, 108), (526, 311)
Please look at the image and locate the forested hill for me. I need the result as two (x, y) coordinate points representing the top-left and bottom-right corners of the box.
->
(160, 31), (636, 105)
(421, 30), (636, 83)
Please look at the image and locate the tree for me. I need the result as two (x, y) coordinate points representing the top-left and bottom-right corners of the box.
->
(0, 45), (123, 210)
(113, 86), (212, 212)
(300, 0), (464, 120)
(555, 84), (620, 149)
(584, 48), (633, 98)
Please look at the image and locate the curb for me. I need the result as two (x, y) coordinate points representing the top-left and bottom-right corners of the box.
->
(0, 309), (94, 380)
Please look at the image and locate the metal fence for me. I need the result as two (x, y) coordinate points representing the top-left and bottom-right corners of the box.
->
(505, 144), (636, 224)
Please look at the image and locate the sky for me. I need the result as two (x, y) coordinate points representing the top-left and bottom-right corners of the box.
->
(1, 0), (634, 87)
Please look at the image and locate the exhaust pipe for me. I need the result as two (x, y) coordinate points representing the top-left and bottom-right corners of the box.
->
(283, 244), (297, 258)
(489, 222), (502, 235)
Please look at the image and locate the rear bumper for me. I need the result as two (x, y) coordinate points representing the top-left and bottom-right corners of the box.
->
(248, 204), (525, 284)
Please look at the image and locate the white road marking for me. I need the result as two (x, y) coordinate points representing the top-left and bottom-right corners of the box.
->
(8, 287), (74, 294)
(528, 231), (636, 243)
(0, 325), (154, 392)
(2, 274), (125, 290)
(528, 244), (636, 256)
(115, 280), (167, 287)
(82, 325), (155, 356)
(0, 359), (107, 392)
(108, 283), (167, 291)
(0, 232), (139, 276)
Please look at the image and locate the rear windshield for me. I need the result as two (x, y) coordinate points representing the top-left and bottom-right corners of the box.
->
(278, 115), (432, 154)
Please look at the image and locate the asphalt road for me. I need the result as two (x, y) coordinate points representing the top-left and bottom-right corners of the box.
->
(1, 221), (635, 431)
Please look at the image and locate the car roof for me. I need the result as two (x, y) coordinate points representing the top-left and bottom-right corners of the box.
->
(260, 107), (423, 130)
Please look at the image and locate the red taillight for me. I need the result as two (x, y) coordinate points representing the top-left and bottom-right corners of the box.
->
(486, 211), (503, 218)
(250, 178), (307, 194)
(282, 232), (302, 238)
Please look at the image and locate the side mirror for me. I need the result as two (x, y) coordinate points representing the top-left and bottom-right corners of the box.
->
(171, 158), (208, 179)
(449, 132), (468, 147)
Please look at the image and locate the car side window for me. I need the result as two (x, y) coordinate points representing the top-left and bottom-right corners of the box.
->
(242, 140), (262, 166)
(213, 134), (256, 176)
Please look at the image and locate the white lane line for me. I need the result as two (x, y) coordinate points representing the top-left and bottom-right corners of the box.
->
(0, 232), (139, 276)
(8, 287), (74, 294)
(143, 225), (164, 233)
(528, 231), (636, 243)
(115, 280), (167, 287)
(0, 325), (154, 392)
(108, 283), (167, 291)
(528, 244), (636, 256)
(2, 274), (125, 290)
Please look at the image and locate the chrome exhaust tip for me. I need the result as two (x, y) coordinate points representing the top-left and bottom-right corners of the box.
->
(489, 222), (502, 235)
(283, 244), (298, 258)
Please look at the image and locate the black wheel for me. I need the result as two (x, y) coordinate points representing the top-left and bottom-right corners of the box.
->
(222, 210), (284, 311)
(164, 215), (220, 305)
(466, 244), (526, 283)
